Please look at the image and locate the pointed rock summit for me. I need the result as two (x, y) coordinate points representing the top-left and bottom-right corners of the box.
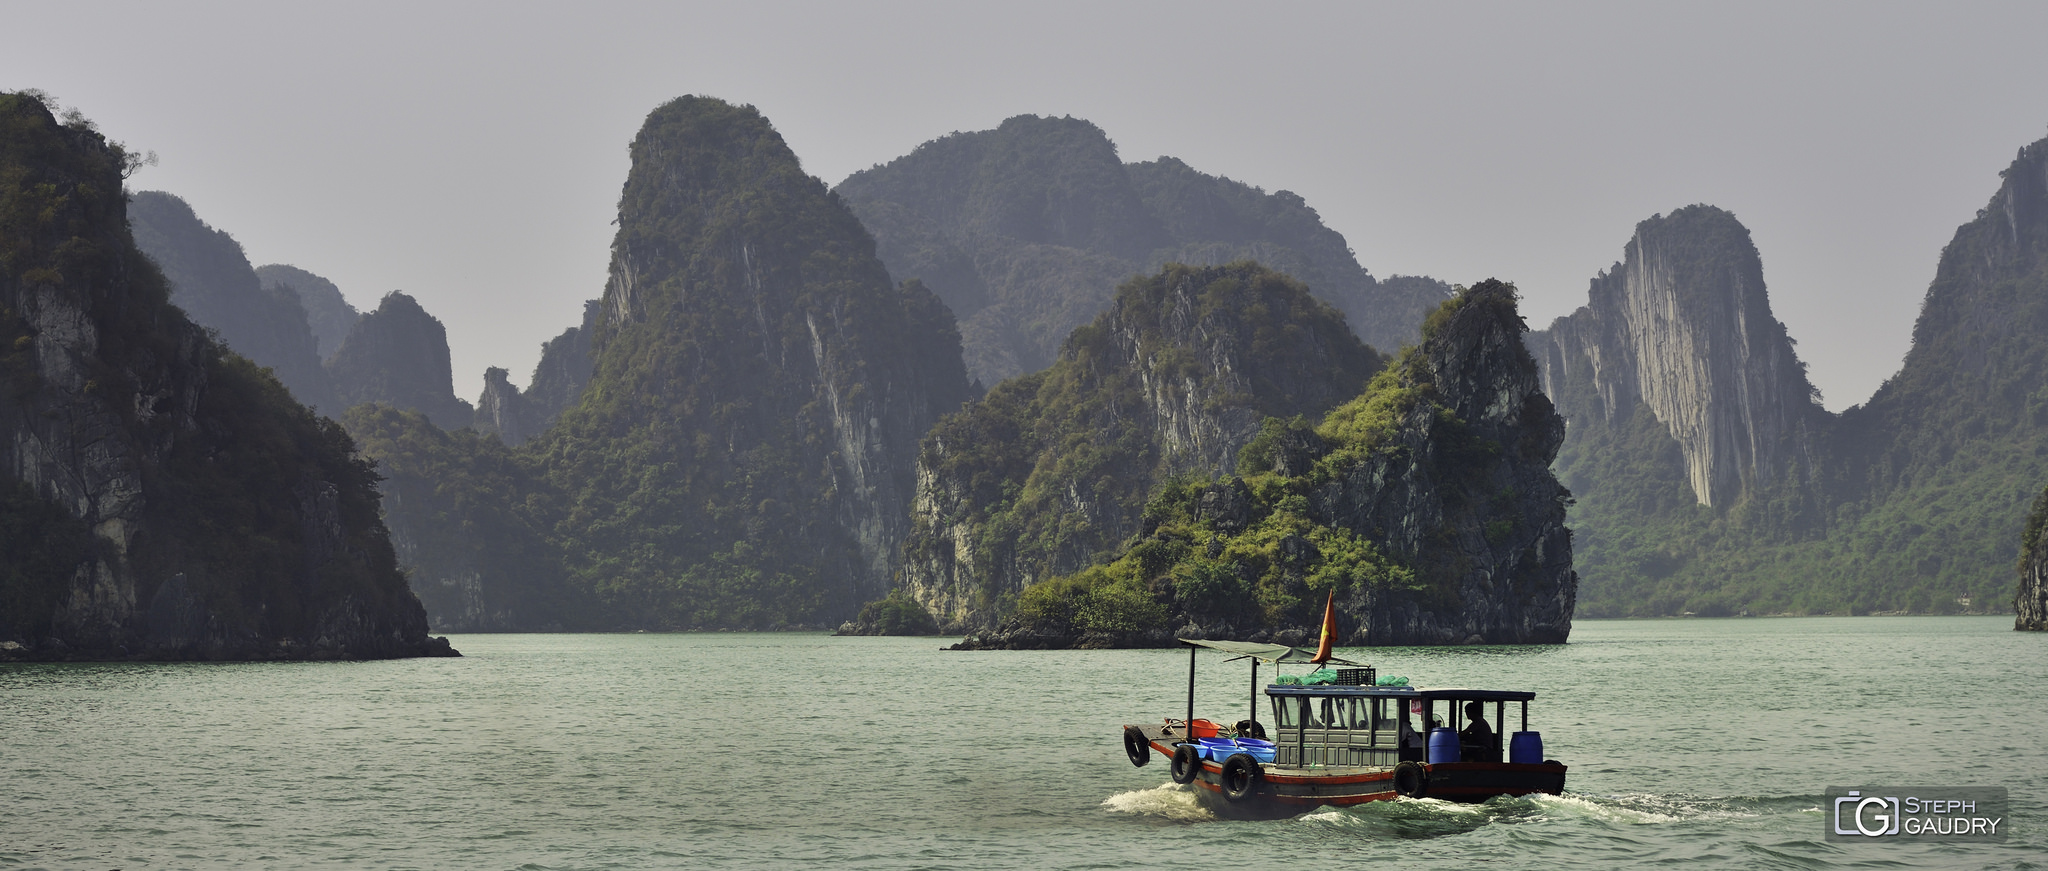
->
(1529, 205), (1829, 509)
(543, 96), (973, 628)
(327, 290), (474, 429)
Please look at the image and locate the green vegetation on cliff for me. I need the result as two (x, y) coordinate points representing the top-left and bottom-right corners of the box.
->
(1547, 160), (2048, 618)
(530, 96), (972, 630)
(898, 261), (1382, 629)
(0, 92), (444, 658)
(978, 280), (1576, 647)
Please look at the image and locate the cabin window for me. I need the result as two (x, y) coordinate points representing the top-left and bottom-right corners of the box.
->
(1272, 694), (1300, 728)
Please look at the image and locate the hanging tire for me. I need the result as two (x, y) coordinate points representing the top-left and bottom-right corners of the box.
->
(1220, 753), (1262, 803)
(1393, 761), (1430, 798)
(1170, 744), (1203, 784)
(1123, 726), (1151, 767)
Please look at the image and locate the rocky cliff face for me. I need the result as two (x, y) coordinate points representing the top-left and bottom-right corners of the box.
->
(896, 262), (1380, 632)
(128, 192), (337, 412)
(2019, 490), (2048, 631)
(1528, 206), (1829, 509)
(953, 280), (1574, 649)
(255, 263), (359, 359)
(539, 96), (974, 628)
(0, 93), (451, 660)
(327, 290), (474, 429)
(835, 115), (1446, 386)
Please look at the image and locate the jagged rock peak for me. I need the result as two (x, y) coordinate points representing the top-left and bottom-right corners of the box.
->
(2019, 488), (2048, 631)
(255, 264), (359, 359)
(327, 290), (473, 429)
(1528, 205), (1824, 507)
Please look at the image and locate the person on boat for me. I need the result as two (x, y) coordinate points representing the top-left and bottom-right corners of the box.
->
(1459, 701), (1493, 760)
(1399, 711), (1426, 762)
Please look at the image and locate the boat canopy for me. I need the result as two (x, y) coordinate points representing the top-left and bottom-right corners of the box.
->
(1178, 638), (1363, 666)
(1265, 685), (1537, 702)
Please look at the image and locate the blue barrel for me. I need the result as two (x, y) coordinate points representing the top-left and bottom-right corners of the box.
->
(1427, 727), (1460, 763)
(1509, 731), (1544, 764)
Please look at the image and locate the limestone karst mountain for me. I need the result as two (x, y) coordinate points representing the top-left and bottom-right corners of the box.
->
(888, 261), (1383, 634)
(835, 115), (1449, 387)
(255, 263), (359, 359)
(955, 280), (1575, 648)
(0, 92), (451, 660)
(127, 191), (337, 412)
(535, 96), (975, 628)
(326, 290), (474, 430)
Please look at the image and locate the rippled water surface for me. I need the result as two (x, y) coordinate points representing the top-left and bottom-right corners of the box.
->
(3, 617), (2043, 869)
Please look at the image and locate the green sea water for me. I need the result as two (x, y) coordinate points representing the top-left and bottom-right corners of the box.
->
(3, 617), (2042, 869)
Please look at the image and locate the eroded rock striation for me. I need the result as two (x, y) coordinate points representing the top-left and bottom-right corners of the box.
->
(893, 262), (1382, 633)
(954, 280), (1575, 649)
(0, 93), (452, 660)
(1527, 206), (1829, 510)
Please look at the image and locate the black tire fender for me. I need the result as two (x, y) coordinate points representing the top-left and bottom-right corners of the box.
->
(1123, 726), (1151, 768)
(1220, 753), (1262, 803)
(1170, 743), (1203, 784)
(1393, 760), (1429, 798)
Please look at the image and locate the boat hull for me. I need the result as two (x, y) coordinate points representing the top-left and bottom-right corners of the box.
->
(1138, 731), (1566, 811)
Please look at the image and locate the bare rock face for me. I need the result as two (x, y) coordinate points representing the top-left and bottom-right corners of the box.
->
(2019, 506), (2048, 630)
(1526, 206), (1827, 509)
(0, 93), (451, 660)
(327, 290), (474, 429)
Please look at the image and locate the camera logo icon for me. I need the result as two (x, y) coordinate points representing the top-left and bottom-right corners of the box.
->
(1833, 791), (1901, 837)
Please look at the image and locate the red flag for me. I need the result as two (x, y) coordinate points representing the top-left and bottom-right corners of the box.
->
(1311, 590), (1337, 664)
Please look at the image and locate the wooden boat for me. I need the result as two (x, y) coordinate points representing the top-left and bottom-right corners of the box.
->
(1119, 637), (1567, 812)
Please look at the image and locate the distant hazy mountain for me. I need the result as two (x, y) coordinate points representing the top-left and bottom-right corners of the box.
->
(128, 191), (336, 412)
(835, 115), (1449, 386)
(326, 290), (475, 430)
(255, 263), (359, 358)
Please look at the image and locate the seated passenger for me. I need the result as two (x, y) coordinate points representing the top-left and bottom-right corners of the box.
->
(1459, 701), (1494, 760)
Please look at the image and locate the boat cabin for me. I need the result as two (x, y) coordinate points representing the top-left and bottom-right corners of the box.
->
(1264, 686), (1536, 767)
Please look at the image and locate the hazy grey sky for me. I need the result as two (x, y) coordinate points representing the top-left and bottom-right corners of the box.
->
(6, 1), (2046, 410)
